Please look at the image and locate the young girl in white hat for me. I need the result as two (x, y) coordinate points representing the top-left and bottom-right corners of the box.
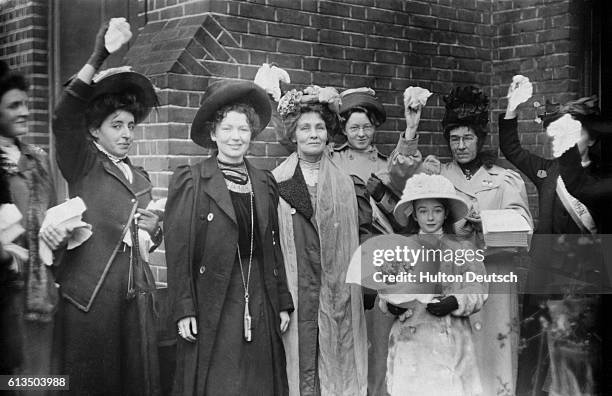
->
(380, 173), (488, 396)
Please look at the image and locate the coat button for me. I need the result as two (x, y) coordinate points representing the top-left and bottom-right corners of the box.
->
(199, 266), (206, 275)
(273, 268), (279, 277)
(290, 208), (296, 215)
(207, 213), (214, 221)
(474, 321), (482, 331)
(131, 198), (136, 203)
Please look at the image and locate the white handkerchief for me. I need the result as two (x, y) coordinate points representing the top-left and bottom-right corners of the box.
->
(403, 87), (433, 110)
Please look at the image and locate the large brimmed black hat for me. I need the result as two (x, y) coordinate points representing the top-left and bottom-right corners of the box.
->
(90, 66), (158, 124)
(339, 88), (386, 126)
(191, 80), (271, 148)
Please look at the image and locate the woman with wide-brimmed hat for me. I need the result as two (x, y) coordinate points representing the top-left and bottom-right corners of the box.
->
(164, 79), (293, 396)
(379, 173), (487, 396)
(52, 19), (162, 395)
(272, 86), (370, 396)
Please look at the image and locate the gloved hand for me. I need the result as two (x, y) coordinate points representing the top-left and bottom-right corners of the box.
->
(86, 22), (110, 70)
(426, 296), (459, 317)
(387, 302), (408, 316)
(506, 75), (533, 113)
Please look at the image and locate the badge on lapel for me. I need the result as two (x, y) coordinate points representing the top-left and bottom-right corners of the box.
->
(537, 169), (547, 178)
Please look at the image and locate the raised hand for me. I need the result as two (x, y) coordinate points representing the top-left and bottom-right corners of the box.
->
(506, 75), (533, 115)
(105, 17), (132, 53)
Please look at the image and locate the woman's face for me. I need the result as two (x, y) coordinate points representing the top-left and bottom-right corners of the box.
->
(0, 89), (29, 138)
(344, 111), (375, 150)
(211, 110), (252, 163)
(448, 126), (479, 164)
(295, 111), (327, 161)
(90, 110), (135, 157)
(412, 198), (447, 234)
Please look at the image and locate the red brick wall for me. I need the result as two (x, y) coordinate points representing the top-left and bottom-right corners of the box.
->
(0, 0), (50, 148)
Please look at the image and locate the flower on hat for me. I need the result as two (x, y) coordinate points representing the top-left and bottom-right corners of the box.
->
(277, 89), (303, 118)
(277, 85), (341, 119)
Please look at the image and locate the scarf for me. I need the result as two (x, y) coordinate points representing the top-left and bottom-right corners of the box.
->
(94, 142), (133, 183)
(273, 151), (367, 396)
(15, 143), (57, 322)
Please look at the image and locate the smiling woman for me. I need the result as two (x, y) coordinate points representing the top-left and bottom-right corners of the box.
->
(165, 79), (294, 396)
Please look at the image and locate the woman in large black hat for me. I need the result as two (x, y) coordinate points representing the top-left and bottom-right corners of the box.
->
(164, 79), (293, 396)
(52, 19), (162, 395)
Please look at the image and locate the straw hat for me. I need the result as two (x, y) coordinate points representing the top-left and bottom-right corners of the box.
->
(393, 173), (468, 227)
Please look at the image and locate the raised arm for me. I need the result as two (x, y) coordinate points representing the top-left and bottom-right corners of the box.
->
(499, 76), (552, 185)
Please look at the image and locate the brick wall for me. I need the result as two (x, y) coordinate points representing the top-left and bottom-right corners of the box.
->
(0, 0), (50, 148)
(120, 0), (591, 279)
(0, 0), (593, 280)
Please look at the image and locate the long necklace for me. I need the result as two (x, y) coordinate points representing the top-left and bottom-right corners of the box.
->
(237, 191), (254, 342)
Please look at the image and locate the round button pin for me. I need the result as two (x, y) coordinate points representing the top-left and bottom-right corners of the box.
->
(199, 266), (206, 274)
(207, 213), (214, 221)
(290, 208), (296, 215)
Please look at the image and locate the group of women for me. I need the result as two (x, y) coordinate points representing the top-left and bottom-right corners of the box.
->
(2, 17), (610, 396)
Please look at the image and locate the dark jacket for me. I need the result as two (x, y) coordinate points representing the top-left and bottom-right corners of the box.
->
(165, 157), (294, 396)
(559, 145), (612, 234)
(52, 79), (155, 312)
(498, 114), (581, 234)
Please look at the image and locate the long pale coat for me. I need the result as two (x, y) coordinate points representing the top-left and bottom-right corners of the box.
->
(385, 235), (488, 396)
(440, 161), (533, 396)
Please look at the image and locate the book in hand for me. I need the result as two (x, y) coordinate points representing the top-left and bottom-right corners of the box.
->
(480, 209), (532, 248)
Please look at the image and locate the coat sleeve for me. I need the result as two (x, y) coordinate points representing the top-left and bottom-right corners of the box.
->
(448, 239), (488, 317)
(500, 168), (534, 230)
(558, 145), (612, 207)
(52, 78), (98, 183)
(266, 171), (294, 314)
(351, 175), (374, 244)
(381, 133), (423, 196)
(498, 114), (552, 186)
(165, 165), (198, 323)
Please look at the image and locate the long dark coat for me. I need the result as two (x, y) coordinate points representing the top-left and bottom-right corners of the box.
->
(498, 114), (582, 234)
(165, 156), (294, 396)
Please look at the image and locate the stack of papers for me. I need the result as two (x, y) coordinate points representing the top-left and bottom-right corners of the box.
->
(481, 209), (532, 248)
(39, 197), (92, 265)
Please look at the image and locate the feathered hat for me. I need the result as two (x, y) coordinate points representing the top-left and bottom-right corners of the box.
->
(441, 86), (489, 139)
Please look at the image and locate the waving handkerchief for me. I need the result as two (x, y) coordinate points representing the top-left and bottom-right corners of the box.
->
(546, 113), (582, 158)
(105, 17), (132, 53)
(254, 63), (290, 101)
(403, 86), (433, 111)
(507, 75), (533, 112)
